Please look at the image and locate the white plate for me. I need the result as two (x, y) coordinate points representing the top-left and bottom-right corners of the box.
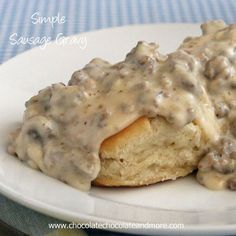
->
(0, 24), (235, 235)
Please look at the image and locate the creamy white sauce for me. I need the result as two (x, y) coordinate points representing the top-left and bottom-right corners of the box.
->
(8, 20), (236, 191)
(179, 20), (236, 190)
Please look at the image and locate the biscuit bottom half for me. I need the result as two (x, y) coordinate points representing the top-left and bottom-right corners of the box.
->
(93, 117), (206, 187)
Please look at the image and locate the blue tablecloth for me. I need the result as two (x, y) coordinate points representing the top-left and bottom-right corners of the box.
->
(0, 0), (236, 235)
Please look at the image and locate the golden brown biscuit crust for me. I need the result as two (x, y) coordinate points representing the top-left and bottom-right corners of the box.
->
(93, 117), (205, 187)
